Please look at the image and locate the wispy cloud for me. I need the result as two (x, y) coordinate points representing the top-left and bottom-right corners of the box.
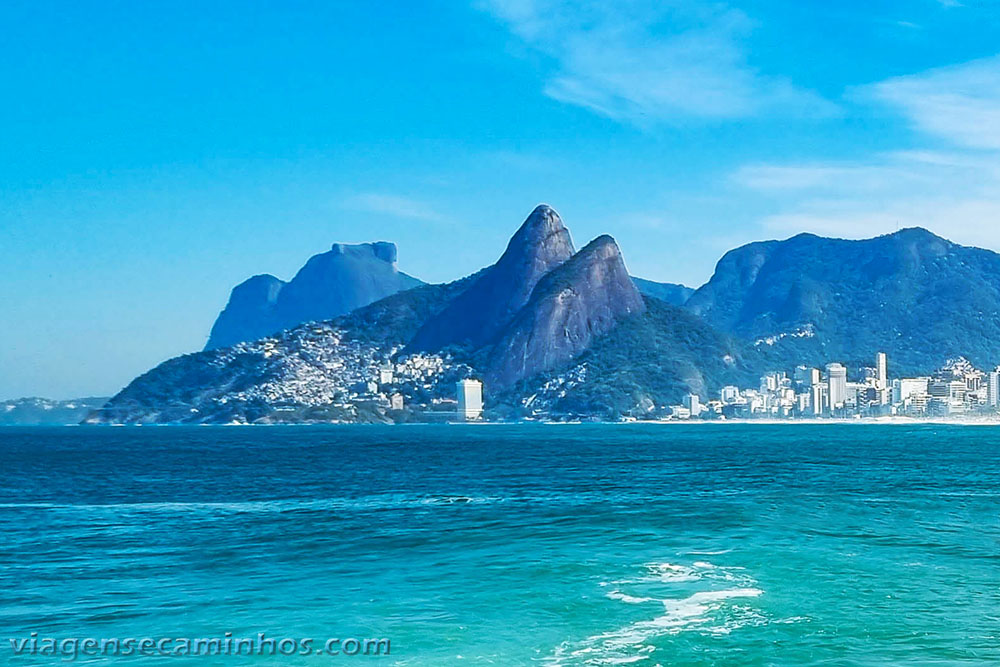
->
(731, 54), (1000, 250)
(735, 149), (1000, 249)
(343, 192), (447, 223)
(867, 55), (1000, 150)
(478, 0), (834, 124)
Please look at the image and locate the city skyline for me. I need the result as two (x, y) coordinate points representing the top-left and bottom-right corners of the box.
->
(676, 351), (1000, 421)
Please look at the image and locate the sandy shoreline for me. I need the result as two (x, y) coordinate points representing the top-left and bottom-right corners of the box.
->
(627, 417), (1000, 426)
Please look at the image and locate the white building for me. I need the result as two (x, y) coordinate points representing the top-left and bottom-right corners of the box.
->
(876, 352), (888, 395)
(989, 369), (1000, 408)
(761, 373), (782, 392)
(894, 377), (929, 403)
(826, 363), (848, 410)
(683, 393), (701, 416)
(670, 406), (691, 420)
(811, 383), (827, 416)
(892, 377), (930, 415)
(720, 385), (740, 404)
(456, 379), (484, 420)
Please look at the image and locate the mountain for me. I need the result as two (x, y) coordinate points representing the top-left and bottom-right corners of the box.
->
(206, 242), (423, 349)
(407, 204), (575, 351)
(685, 228), (1000, 375)
(92, 204), (678, 423)
(88, 220), (1000, 424)
(632, 278), (695, 306)
(485, 235), (645, 388)
(1, 397), (109, 425)
(89, 280), (474, 424)
(507, 298), (752, 419)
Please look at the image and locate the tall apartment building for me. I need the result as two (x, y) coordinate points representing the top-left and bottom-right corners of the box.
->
(456, 379), (484, 420)
(826, 363), (848, 409)
(683, 393), (701, 416)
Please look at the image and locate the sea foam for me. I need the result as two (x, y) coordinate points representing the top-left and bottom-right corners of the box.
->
(547, 560), (766, 665)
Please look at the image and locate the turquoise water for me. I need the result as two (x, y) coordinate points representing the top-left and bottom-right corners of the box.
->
(2, 424), (1000, 664)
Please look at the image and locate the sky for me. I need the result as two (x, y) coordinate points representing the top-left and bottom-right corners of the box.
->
(4, 0), (1000, 399)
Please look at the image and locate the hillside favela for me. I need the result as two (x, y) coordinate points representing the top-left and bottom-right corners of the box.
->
(71, 204), (1000, 426)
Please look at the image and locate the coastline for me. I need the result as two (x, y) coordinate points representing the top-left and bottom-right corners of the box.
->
(7, 417), (1000, 427)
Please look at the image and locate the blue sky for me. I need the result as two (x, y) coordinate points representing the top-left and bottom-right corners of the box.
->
(4, 0), (1000, 398)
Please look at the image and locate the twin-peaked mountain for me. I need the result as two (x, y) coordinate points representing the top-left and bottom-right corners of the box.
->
(206, 242), (422, 349)
(408, 205), (645, 387)
(486, 234), (646, 388)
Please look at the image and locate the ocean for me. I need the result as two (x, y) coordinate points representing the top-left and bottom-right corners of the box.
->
(2, 424), (1000, 665)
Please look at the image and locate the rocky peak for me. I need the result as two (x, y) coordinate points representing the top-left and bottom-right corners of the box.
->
(227, 274), (284, 309)
(407, 204), (576, 351)
(330, 241), (398, 265)
(485, 234), (645, 388)
(492, 204), (576, 311)
(205, 241), (422, 350)
(502, 204), (573, 261)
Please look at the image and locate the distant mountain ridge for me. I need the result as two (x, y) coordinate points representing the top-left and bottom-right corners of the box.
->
(2, 397), (109, 425)
(91, 216), (1000, 424)
(632, 278), (695, 306)
(206, 241), (423, 349)
(685, 227), (1000, 375)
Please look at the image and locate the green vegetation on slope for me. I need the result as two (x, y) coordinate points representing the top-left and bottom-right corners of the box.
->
(335, 275), (478, 345)
(500, 298), (757, 418)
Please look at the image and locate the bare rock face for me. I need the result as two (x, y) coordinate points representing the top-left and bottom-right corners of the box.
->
(206, 274), (286, 349)
(486, 235), (646, 388)
(206, 242), (423, 350)
(407, 204), (575, 351)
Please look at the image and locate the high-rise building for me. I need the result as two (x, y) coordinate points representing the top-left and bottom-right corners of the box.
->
(893, 377), (929, 404)
(989, 369), (1000, 408)
(760, 373), (785, 392)
(826, 363), (848, 409)
(876, 352), (888, 391)
(456, 379), (484, 420)
(793, 366), (820, 389)
(812, 383), (827, 415)
(683, 393), (701, 416)
(720, 386), (740, 404)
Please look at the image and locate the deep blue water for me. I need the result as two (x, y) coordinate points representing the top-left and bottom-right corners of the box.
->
(3, 424), (1000, 665)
